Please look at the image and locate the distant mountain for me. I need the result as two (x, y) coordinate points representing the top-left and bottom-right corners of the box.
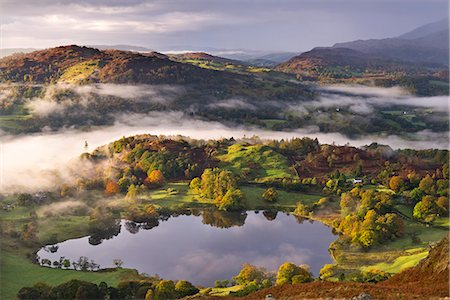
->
(0, 48), (37, 58)
(398, 18), (448, 39)
(169, 52), (243, 65)
(274, 47), (436, 78)
(332, 19), (449, 65)
(87, 44), (154, 52)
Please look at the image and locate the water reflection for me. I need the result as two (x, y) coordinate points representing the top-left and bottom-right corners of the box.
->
(37, 211), (336, 286)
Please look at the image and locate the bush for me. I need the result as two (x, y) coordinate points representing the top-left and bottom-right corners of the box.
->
(276, 262), (312, 285)
(175, 280), (199, 297)
(262, 187), (278, 202)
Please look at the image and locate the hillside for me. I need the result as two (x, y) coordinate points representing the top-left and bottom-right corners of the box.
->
(0, 45), (243, 85)
(170, 52), (242, 65)
(333, 19), (449, 65)
(274, 47), (435, 78)
(231, 235), (449, 300)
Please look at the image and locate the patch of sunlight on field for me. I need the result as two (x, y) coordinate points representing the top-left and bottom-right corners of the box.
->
(361, 249), (428, 274)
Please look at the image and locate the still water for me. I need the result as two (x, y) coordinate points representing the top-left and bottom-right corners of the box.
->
(37, 211), (336, 286)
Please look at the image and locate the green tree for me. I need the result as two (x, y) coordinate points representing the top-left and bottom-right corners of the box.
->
(189, 177), (201, 193)
(419, 175), (435, 194)
(216, 188), (245, 211)
(262, 187), (278, 202)
(413, 195), (438, 223)
(154, 280), (177, 300)
(293, 203), (311, 217)
(233, 263), (269, 285)
(276, 262), (312, 285)
(126, 184), (139, 199)
(175, 280), (199, 298)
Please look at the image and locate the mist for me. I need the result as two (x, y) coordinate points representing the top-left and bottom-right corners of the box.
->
(309, 85), (449, 113)
(1, 110), (448, 193)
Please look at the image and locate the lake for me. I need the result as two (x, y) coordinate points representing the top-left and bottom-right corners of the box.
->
(37, 211), (336, 286)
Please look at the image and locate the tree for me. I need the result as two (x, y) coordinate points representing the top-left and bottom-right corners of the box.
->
(389, 176), (403, 193)
(154, 280), (177, 300)
(233, 263), (270, 285)
(276, 262), (312, 285)
(113, 259), (123, 268)
(413, 195), (438, 223)
(126, 184), (139, 199)
(105, 180), (120, 196)
(189, 177), (201, 193)
(118, 177), (131, 193)
(358, 230), (376, 249)
(339, 193), (356, 215)
(419, 175), (435, 194)
(146, 170), (166, 187)
(216, 188), (245, 211)
(175, 280), (199, 298)
(293, 203), (311, 217)
(214, 280), (229, 288)
(410, 187), (425, 203)
(17, 287), (41, 300)
(17, 193), (33, 206)
(262, 187), (278, 202)
(145, 289), (154, 300)
(436, 196), (449, 216)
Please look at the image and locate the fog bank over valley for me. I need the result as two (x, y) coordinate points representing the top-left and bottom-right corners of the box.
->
(1, 110), (448, 193)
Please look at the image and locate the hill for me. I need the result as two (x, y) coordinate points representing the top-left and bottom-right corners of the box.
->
(398, 18), (448, 40)
(333, 19), (449, 65)
(0, 45), (242, 85)
(231, 235), (449, 300)
(169, 52), (242, 65)
(274, 47), (437, 79)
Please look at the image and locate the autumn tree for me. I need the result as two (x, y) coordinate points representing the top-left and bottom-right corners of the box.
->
(389, 176), (404, 193)
(233, 263), (271, 285)
(276, 262), (312, 285)
(419, 175), (435, 194)
(105, 180), (120, 196)
(154, 280), (177, 300)
(216, 188), (245, 211)
(413, 195), (438, 223)
(145, 170), (165, 188)
(262, 187), (278, 202)
(174, 280), (199, 298)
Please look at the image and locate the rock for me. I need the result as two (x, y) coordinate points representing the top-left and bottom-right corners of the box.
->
(351, 292), (372, 300)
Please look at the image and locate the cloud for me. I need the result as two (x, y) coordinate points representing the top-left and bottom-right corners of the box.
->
(26, 99), (65, 116)
(321, 84), (410, 97)
(22, 84), (183, 118)
(1, 0), (446, 50)
(207, 98), (256, 110)
(292, 85), (449, 115)
(36, 200), (91, 217)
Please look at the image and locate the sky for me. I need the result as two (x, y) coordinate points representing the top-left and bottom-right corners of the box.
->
(0, 0), (448, 52)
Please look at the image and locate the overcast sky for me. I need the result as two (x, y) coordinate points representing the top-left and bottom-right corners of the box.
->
(1, 0), (448, 52)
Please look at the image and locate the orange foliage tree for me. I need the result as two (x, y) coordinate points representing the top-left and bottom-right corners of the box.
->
(145, 170), (166, 187)
(105, 180), (120, 195)
(389, 176), (404, 193)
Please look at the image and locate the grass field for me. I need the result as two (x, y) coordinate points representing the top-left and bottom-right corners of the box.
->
(200, 285), (245, 296)
(218, 144), (292, 180)
(0, 251), (136, 300)
(59, 59), (101, 83)
(131, 183), (322, 211)
(361, 249), (428, 274)
(241, 186), (322, 209)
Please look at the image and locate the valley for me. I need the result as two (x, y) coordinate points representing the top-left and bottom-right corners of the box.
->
(0, 8), (448, 300)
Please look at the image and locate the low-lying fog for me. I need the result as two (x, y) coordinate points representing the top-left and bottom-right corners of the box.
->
(1, 84), (448, 193)
(1, 110), (448, 193)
